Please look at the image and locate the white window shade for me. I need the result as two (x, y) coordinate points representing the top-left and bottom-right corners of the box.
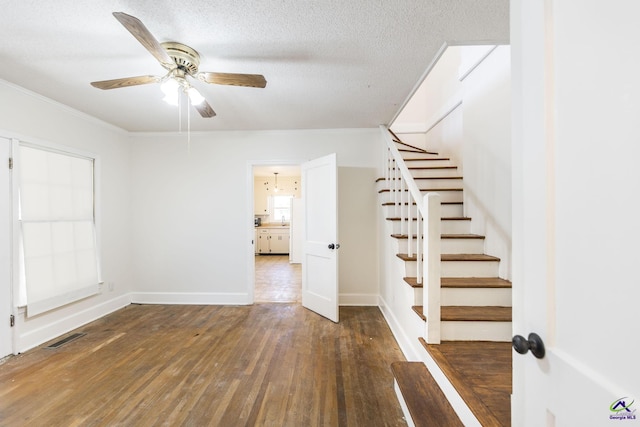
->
(19, 145), (99, 317)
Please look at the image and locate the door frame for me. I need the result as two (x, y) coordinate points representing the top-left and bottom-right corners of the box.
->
(246, 159), (305, 304)
(1, 136), (15, 358)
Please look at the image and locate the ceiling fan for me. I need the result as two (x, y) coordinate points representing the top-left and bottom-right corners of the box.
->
(90, 12), (267, 118)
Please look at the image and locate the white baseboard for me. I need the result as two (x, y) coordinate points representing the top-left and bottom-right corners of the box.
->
(130, 292), (251, 305)
(339, 293), (378, 306)
(16, 293), (131, 353)
(377, 296), (421, 361)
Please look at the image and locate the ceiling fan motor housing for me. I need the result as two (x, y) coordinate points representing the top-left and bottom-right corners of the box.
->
(161, 42), (200, 75)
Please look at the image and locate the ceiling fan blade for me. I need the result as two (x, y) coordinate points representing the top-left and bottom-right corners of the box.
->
(90, 75), (160, 90)
(193, 99), (216, 118)
(198, 72), (267, 88)
(112, 12), (175, 70)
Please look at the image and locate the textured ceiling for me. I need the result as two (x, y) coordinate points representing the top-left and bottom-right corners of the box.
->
(0, 1), (508, 132)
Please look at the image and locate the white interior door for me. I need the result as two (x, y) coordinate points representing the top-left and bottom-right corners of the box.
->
(0, 137), (12, 358)
(512, 1), (640, 425)
(301, 153), (338, 322)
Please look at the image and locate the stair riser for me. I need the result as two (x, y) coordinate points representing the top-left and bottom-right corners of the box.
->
(441, 288), (512, 306)
(441, 260), (500, 277)
(396, 238), (484, 255)
(379, 190), (463, 204)
(441, 321), (512, 342)
(441, 220), (471, 234)
(377, 179), (463, 192)
(388, 167), (460, 178)
(390, 219), (471, 235)
(382, 203), (464, 218)
(395, 151), (443, 159)
(402, 259), (500, 278)
(402, 159), (454, 168)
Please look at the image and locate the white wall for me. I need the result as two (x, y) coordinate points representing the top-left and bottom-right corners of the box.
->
(461, 46), (512, 279)
(0, 80), (133, 352)
(129, 129), (382, 305)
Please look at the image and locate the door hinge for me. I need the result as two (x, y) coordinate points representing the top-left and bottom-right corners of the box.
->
(8, 157), (13, 169)
(10, 315), (15, 327)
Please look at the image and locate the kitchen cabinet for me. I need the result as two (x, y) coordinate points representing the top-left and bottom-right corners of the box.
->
(256, 227), (290, 254)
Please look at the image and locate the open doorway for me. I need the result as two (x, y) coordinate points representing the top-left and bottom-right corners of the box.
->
(252, 164), (302, 303)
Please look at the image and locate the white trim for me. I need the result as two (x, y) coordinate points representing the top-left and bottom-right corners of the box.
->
(16, 294), (130, 353)
(26, 285), (99, 318)
(338, 293), (378, 306)
(458, 45), (499, 81)
(378, 295), (421, 361)
(392, 96), (462, 136)
(130, 292), (251, 305)
(0, 79), (127, 135)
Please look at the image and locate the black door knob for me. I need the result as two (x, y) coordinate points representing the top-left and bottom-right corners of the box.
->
(512, 332), (545, 359)
(328, 243), (335, 249)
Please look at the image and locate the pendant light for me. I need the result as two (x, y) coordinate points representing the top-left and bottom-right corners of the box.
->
(274, 172), (279, 193)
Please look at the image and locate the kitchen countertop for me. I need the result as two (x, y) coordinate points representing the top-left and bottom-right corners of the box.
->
(256, 224), (290, 229)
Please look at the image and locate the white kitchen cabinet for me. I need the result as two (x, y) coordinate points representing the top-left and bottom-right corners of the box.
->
(256, 227), (290, 254)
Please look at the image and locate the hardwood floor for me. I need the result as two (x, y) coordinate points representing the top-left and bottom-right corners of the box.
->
(254, 255), (301, 303)
(0, 304), (407, 426)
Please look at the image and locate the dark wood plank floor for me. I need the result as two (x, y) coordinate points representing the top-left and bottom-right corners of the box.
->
(0, 304), (408, 427)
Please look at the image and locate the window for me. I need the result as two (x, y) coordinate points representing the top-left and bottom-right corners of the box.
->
(18, 143), (100, 317)
(272, 195), (293, 222)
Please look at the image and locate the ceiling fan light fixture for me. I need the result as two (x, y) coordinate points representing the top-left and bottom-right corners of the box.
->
(187, 87), (205, 105)
(160, 77), (180, 95)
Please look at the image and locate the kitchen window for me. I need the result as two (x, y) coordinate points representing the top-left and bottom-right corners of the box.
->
(272, 195), (293, 222)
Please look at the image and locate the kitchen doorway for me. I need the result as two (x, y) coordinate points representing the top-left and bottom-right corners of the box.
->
(252, 163), (302, 303)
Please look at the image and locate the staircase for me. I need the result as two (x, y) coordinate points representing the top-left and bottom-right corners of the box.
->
(379, 134), (512, 426)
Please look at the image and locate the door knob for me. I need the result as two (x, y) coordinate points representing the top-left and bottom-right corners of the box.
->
(328, 243), (340, 250)
(512, 332), (545, 359)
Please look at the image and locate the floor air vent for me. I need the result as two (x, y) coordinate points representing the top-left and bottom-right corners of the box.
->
(45, 333), (86, 349)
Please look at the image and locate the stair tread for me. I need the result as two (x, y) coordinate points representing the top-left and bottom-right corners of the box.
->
(386, 216), (471, 221)
(403, 157), (450, 161)
(389, 165), (458, 170)
(441, 277), (511, 288)
(391, 233), (484, 239)
(441, 306), (512, 322)
(419, 338), (511, 427)
(412, 305), (426, 320)
(378, 188), (463, 193)
(377, 176), (463, 181)
(381, 201), (462, 206)
(397, 253), (500, 262)
(404, 277), (511, 289)
(390, 361), (463, 427)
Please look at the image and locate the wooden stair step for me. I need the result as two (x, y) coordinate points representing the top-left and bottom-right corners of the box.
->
(412, 305), (426, 321)
(386, 216), (471, 222)
(376, 176), (463, 182)
(389, 165), (458, 171)
(403, 157), (450, 162)
(378, 188), (463, 194)
(441, 306), (512, 322)
(419, 339), (511, 427)
(391, 233), (484, 240)
(381, 201), (463, 207)
(396, 253), (500, 262)
(404, 276), (510, 289)
(391, 361), (463, 427)
(441, 277), (512, 288)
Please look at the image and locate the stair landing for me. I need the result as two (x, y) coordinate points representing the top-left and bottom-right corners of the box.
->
(420, 338), (512, 427)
